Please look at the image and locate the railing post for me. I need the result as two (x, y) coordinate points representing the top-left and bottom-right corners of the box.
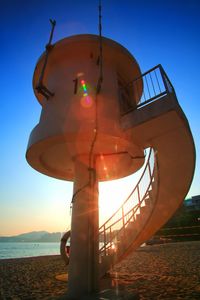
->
(159, 64), (176, 96)
(109, 227), (112, 247)
(149, 72), (156, 96)
(133, 207), (135, 222)
(145, 75), (151, 99)
(137, 185), (141, 206)
(122, 206), (126, 238)
(160, 66), (169, 94)
(122, 206), (125, 228)
(160, 65), (175, 91)
(154, 68), (162, 94)
(103, 225), (106, 256)
(148, 161), (151, 178)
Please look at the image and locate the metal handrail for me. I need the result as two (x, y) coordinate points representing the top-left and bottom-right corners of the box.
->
(99, 148), (157, 256)
(119, 64), (175, 115)
(98, 65), (174, 256)
(99, 149), (152, 231)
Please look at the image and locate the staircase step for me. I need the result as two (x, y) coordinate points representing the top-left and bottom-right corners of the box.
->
(140, 206), (148, 214)
(125, 221), (135, 230)
(144, 199), (151, 208)
(148, 189), (156, 201)
(135, 210), (148, 226)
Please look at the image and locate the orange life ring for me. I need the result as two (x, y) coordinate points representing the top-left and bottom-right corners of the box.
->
(60, 230), (71, 265)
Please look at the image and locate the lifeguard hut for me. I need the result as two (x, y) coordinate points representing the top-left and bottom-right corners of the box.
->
(26, 14), (195, 299)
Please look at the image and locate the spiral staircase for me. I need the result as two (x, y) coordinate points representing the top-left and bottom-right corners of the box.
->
(98, 64), (195, 277)
(61, 65), (195, 279)
(99, 148), (158, 277)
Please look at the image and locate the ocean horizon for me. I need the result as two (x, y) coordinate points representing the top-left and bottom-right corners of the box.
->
(0, 242), (60, 259)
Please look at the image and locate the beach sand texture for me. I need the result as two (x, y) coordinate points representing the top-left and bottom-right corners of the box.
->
(0, 241), (200, 299)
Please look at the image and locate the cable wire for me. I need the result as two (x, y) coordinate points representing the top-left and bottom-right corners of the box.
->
(71, 0), (103, 206)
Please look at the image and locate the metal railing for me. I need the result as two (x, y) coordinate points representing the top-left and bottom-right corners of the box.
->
(119, 64), (175, 115)
(99, 148), (158, 257)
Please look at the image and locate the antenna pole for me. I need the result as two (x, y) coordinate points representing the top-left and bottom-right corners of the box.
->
(97, 0), (103, 93)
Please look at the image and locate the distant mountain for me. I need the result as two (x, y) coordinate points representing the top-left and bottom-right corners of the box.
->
(37, 232), (62, 242)
(0, 231), (62, 243)
(16, 231), (48, 241)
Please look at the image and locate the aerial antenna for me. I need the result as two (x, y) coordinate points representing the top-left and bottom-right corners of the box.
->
(96, 0), (103, 93)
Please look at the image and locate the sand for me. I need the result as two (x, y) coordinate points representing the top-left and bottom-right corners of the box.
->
(0, 241), (200, 299)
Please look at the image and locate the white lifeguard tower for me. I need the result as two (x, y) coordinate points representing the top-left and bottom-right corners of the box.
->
(26, 17), (195, 299)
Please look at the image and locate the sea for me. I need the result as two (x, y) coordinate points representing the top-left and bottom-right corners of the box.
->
(0, 242), (60, 259)
(0, 242), (146, 260)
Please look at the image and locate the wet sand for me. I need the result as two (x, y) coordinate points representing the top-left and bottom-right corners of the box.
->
(0, 241), (200, 299)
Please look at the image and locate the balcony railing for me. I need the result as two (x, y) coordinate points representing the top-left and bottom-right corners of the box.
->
(119, 64), (175, 115)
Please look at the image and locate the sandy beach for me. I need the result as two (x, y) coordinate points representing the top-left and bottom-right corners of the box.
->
(0, 241), (200, 299)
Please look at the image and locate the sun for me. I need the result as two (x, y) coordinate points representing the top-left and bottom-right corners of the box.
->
(98, 150), (150, 226)
(99, 173), (139, 226)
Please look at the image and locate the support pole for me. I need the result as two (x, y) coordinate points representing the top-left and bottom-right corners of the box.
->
(68, 157), (99, 298)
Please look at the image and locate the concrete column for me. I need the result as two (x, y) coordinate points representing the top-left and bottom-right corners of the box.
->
(68, 157), (99, 299)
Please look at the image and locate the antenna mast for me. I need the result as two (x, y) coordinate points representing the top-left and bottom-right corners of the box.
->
(97, 0), (103, 93)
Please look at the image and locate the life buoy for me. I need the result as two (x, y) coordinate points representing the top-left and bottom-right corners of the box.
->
(60, 230), (71, 265)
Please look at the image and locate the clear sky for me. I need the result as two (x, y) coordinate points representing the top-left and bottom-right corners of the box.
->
(1, 0), (200, 236)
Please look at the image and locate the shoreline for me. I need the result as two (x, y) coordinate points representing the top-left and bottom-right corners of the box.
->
(1, 241), (200, 299)
(0, 254), (61, 262)
(0, 239), (195, 261)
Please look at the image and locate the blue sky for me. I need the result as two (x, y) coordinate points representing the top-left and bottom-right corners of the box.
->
(1, 0), (200, 235)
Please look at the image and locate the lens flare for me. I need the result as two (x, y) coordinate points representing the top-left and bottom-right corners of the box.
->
(81, 95), (93, 108)
(80, 79), (93, 108)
